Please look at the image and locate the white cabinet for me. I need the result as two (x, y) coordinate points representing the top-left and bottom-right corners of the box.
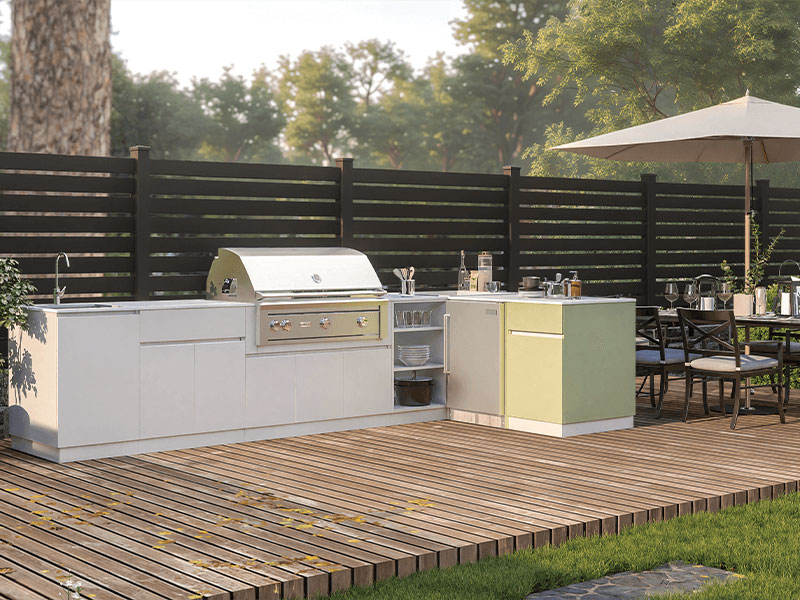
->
(140, 344), (194, 438)
(140, 307), (245, 343)
(195, 341), (245, 432)
(57, 314), (140, 447)
(343, 348), (393, 417)
(296, 352), (344, 422)
(246, 354), (296, 427)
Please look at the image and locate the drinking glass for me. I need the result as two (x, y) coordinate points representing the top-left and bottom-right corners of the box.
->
(683, 283), (698, 309)
(717, 282), (733, 310)
(402, 310), (413, 329)
(421, 310), (432, 326)
(664, 282), (679, 310)
(395, 311), (405, 328)
(412, 310), (423, 327)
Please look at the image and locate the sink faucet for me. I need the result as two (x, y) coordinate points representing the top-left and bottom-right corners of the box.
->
(54, 252), (70, 304)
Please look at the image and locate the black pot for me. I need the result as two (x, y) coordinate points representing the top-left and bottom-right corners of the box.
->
(394, 375), (433, 406)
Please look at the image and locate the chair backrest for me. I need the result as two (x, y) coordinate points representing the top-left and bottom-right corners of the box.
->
(677, 308), (740, 365)
(635, 306), (665, 359)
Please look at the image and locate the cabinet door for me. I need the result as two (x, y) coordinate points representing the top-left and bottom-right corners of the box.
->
(140, 344), (195, 438)
(342, 348), (392, 417)
(245, 354), (296, 427)
(57, 314), (140, 447)
(445, 301), (503, 414)
(505, 331), (562, 422)
(295, 352), (343, 422)
(195, 341), (245, 432)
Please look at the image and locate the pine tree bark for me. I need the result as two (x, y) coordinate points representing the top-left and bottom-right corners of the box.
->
(8, 0), (111, 155)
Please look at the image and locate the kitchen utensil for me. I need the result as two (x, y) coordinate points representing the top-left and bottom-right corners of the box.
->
(409, 266), (415, 280)
(393, 268), (404, 281)
(400, 268), (409, 280)
(486, 281), (500, 293)
(401, 279), (415, 296)
(394, 375), (433, 406)
(521, 276), (541, 290)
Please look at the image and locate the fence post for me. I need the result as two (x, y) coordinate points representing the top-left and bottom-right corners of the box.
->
(641, 173), (657, 306)
(130, 145), (152, 301)
(336, 157), (354, 248)
(755, 178), (771, 279)
(504, 165), (521, 291)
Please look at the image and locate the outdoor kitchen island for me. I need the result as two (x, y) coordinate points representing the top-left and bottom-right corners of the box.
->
(435, 293), (636, 437)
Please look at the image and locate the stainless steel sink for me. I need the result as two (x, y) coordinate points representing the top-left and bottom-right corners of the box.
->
(34, 303), (116, 310)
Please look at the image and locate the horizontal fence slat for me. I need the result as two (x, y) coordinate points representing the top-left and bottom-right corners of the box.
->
(519, 207), (644, 222)
(0, 193), (134, 213)
(0, 151), (135, 173)
(354, 238), (507, 252)
(521, 223), (643, 236)
(149, 236), (337, 253)
(26, 276), (133, 294)
(150, 216), (338, 235)
(152, 178), (339, 199)
(152, 197), (338, 217)
(352, 220), (505, 235)
(520, 238), (645, 251)
(15, 256), (133, 273)
(353, 167), (506, 187)
(353, 184), (506, 204)
(3, 215), (133, 233)
(0, 173), (135, 194)
(354, 202), (505, 220)
(150, 159), (340, 181)
(522, 252), (643, 266)
(520, 190), (643, 207)
(0, 236), (134, 253)
(521, 176), (642, 193)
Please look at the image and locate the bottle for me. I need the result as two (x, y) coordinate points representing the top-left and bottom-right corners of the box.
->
(477, 251), (492, 292)
(569, 270), (582, 299)
(458, 250), (469, 291)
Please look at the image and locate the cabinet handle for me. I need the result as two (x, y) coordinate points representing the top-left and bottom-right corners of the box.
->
(443, 313), (451, 374)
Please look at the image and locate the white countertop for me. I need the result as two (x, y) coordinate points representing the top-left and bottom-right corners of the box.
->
(28, 299), (254, 313)
(388, 291), (634, 305)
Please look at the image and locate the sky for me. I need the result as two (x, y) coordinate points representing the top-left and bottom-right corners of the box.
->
(96, 0), (465, 87)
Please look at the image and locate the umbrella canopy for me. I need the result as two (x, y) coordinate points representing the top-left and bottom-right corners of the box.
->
(552, 93), (800, 273)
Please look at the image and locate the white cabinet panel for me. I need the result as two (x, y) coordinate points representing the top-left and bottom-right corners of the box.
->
(343, 348), (392, 417)
(296, 352), (343, 422)
(195, 341), (245, 432)
(246, 355), (296, 427)
(140, 307), (245, 343)
(140, 344), (195, 438)
(57, 314), (140, 447)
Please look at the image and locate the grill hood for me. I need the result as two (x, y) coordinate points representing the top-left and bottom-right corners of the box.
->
(206, 247), (386, 301)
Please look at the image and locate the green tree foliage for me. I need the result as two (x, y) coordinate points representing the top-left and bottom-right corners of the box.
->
(192, 67), (284, 162)
(451, 0), (573, 171)
(111, 55), (207, 158)
(502, 0), (800, 181)
(277, 48), (356, 165)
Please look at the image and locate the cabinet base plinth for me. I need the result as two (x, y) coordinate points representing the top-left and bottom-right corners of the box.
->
(506, 415), (633, 437)
(448, 408), (505, 428)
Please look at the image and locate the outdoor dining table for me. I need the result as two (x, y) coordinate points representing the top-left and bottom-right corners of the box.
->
(657, 309), (799, 414)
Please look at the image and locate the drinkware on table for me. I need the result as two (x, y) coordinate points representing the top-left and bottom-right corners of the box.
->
(412, 310), (423, 327)
(402, 310), (412, 327)
(665, 282), (679, 310)
(755, 286), (768, 315)
(683, 283), (698, 309)
(717, 282), (733, 310)
(395, 311), (405, 328)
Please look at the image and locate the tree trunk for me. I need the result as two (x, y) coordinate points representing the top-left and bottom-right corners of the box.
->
(8, 0), (111, 155)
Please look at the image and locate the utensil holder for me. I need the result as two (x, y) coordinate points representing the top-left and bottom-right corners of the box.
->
(401, 279), (415, 296)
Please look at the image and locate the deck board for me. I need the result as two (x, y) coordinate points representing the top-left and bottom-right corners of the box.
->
(2, 380), (800, 599)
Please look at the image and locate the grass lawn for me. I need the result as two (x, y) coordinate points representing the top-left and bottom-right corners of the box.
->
(328, 492), (800, 600)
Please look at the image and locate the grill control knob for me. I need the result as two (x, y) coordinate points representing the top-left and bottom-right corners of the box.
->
(269, 319), (281, 332)
(356, 316), (368, 328)
(320, 318), (331, 329)
(280, 319), (292, 331)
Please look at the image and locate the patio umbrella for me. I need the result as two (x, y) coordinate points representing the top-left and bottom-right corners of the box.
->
(552, 92), (800, 273)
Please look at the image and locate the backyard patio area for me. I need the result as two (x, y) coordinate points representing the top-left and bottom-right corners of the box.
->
(0, 383), (798, 600)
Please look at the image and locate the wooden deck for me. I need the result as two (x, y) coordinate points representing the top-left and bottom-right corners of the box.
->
(2, 382), (800, 600)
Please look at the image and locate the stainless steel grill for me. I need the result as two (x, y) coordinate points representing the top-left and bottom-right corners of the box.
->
(207, 247), (387, 345)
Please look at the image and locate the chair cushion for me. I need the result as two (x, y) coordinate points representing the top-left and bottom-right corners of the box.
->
(636, 348), (699, 365)
(690, 354), (778, 373)
(747, 340), (800, 355)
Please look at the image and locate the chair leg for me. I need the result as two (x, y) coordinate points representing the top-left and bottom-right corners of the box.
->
(683, 371), (693, 422)
(649, 373), (656, 407)
(778, 368), (786, 424)
(731, 377), (741, 430)
(785, 364), (791, 407)
(656, 369), (666, 419)
(719, 378), (726, 416)
(702, 379), (709, 415)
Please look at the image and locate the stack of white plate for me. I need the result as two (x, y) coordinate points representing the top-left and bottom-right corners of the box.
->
(397, 344), (431, 366)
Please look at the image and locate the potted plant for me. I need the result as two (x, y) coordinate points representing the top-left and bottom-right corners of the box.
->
(721, 222), (784, 316)
(0, 258), (37, 438)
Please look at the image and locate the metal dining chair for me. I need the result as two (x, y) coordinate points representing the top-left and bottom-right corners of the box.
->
(678, 308), (785, 429)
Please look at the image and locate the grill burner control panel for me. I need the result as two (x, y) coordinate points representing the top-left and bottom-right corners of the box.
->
(259, 306), (382, 344)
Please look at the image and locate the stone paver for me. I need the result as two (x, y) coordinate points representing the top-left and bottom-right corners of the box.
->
(524, 561), (742, 599)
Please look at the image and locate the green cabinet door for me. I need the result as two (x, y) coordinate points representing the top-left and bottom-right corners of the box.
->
(505, 331), (563, 423)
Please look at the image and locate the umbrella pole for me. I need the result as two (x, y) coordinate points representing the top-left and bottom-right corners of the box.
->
(744, 142), (752, 278)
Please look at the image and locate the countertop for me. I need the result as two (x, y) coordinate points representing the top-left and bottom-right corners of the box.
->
(28, 299), (254, 314)
(388, 291), (634, 305)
